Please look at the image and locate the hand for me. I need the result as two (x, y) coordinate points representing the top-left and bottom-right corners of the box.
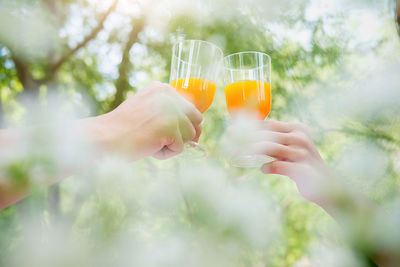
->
(249, 120), (338, 206)
(87, 82), (202, 160)
(246, 120), (399, 267)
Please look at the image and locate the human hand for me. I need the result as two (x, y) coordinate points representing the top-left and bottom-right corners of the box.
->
(88, 82), (202, 160)
(247, 120), (339, 206)
(240, 120), (398, 267)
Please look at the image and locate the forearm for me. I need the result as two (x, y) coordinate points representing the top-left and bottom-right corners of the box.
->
(317, 175), (399, 267)
(0, 127), (19, 150)
(317, 175), (378, 222)
(255, 120), (399, 267)
(0, 115), (109, 210)
(0, 184), (29, 210)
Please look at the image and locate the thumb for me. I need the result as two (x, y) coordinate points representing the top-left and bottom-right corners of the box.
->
(153, 129), (184, 160)
(166, 128), (184, 153)
(153, 146), (180, 160)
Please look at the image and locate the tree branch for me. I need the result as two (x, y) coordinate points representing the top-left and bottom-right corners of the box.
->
(49, 0), (119, 74)
(48, 184), (61, 219)
(0, 98), (4, 128)
(325, 125), (400, 148)
(109, 19), (144, 110)
(12, 55), (31, 87)
(43, 0), (58, 15)
(11, 55), (41, 95)
(396, 0), (400, 37)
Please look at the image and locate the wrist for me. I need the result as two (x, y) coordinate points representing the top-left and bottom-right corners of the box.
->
(0, 128), (19, 149)
(314, 168), (376, 219)
(77, 113), (115, 151)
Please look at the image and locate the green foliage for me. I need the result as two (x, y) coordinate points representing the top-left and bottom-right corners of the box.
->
(0, 0), (400, 266)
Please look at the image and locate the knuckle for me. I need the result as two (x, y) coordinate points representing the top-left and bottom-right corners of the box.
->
(189, 127), (196, 140)
(297, 122), (309, 133)
(196, 125), (202, 136)
(296, 130), (307, 139)
(185, 107), (202, 124)
(280, 133), (291, 145)
(148, 81), (164, 91)
(152, 82), (174, 94)
(297, 132), (313, 147)
(181, 123), (196, 141)
(297, 148), (310, 160)
(198, 115), (203, 124)
(162, 99), (181, 114)
(194, 112), (203, 124)
(269, 162), (280, 174)
(266, 120), (279, 130)
(290, 132), (308, 146)
(183, 100), (195, 110)
(161, 83), (175, 93)
(150, 81), (163, 87)
(285, 132), (298, 143)
(159, 117), (177, 132)
(277, 144), (290, 156)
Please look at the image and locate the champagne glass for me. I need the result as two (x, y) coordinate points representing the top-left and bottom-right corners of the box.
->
(224, 51), (274, 168)
(170, 39), (223, 156)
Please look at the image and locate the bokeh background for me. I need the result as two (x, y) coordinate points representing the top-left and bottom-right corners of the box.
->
(1, 0), (400, 266)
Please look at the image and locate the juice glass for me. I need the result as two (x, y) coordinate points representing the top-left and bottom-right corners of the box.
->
(170, 40), (223, 156)
(224, 51), (274, 167)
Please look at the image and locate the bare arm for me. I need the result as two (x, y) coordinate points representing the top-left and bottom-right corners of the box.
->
(250, 120), (399, 267)
(0, 82), (202, 210)
(0, 116), (104, 210)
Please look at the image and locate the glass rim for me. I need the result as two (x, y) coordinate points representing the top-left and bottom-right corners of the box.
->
(224, 51), (271, 60)
(224, 51), (271, 71)
(172, 39), (224, 61)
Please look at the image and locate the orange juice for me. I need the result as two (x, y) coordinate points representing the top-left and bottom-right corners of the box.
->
(170, 78), (216, 113)
(224, 80), (271, 119)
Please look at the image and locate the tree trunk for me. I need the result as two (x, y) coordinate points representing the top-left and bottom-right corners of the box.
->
(109, 19), (144, 111)
(12, 55), (41, 98)
(0, 97), (4, 128)
(48, 184), (61, 219)
(8, 0), (120, 219)
(397, 0), (400, 36)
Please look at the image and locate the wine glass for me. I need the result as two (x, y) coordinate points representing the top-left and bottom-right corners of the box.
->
(170, 39), (223, 157)
(224, 51), (275, 168)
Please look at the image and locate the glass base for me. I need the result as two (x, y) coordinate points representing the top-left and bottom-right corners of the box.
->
(181, 141), (208, 159)
(230, 154), (275, 168)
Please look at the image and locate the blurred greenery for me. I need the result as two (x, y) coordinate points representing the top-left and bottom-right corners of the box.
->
(1, 0), (400, 266)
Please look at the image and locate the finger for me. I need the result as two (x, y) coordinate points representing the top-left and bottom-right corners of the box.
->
(253, 131), (311, 149)
(248, 141), (307, 162)
(166, 124), (184, 153)
(258, 120), (293, 133)
(164, 83), (203, 126)
(153, 125), (184, 159)
(193, 124), (202, 142)
(180, 99), (203, 126)
(142, 81), (166, 94)
(261, 160), (295, 177)
(179, 115), (197, 143)
(259, 120), (308, 134)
